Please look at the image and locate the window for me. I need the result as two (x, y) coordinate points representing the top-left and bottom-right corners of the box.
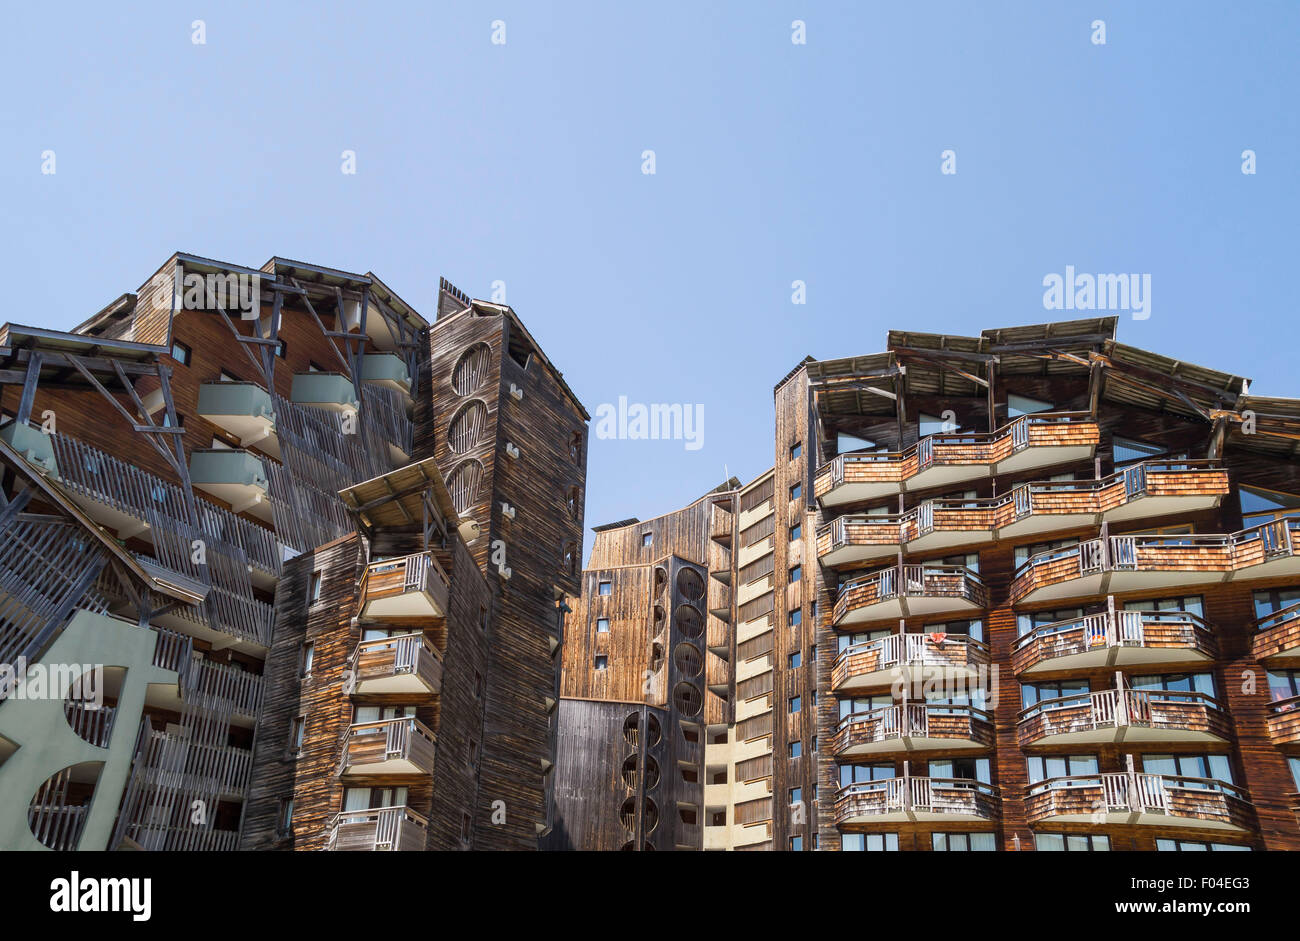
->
(275, 339), (288, 358)
(308, 571), (323, 605)
(1112, 435), (1167, 466)
(1007, 394), (1054, 417)
(788, 564), (802, 583)
(1240, 486), (1300, 526)
(308, 361), (326, 373)
(790, 836), (803, 851)
(789, 483), (802, 502)
(810, 735), (817, 752)
(933, 832), (996, 851)
(1289, 757), (1300, 791)
(789, 442), (802, 460)
(210, 435), (233, 450)
(1123, 595), (1204, 619)
(289, 717), (305, 754)
(642, 532), (653, 548)
(1253, 587), (1300, 623)
(596, 618), (610, 633)
(161, 412), (184, 428)
(789, 696), (801, 714)
(839, 694), (892, 721)
(788, 651), (801, 668)
(594, 656), (607, 670)
(929, 757), (991, 784)
(1156, 839), (1250, 852)
(789, 523), (801, 541)
(1267, 670), (1300, 702)
(1015, 538), (1079, 570)
(788, 741), (802, 758)
(1131, 672), (1217, 700)
(171, 341), (192, 365)
(935, 618), (984, 643)
(1016, 607), (1085, 638)
(1036, 833), (1109, 852)
(277, 799), (294, 835)
(809, 645), (817, 662)
(299, 642), (314, 678)
(1021, 678), (1089, 710)
(842, 832), (897, 851)
(1141, 753), (1233, 787)
(919, 412), (956, 436)
(475, 671), (484, 698)
(789, 787), (802, 805)
(598, 581), (612, 596)
(840, 763), (894, 788)
(1026, 754), (1099, 787)
(788, 609), (802, 628)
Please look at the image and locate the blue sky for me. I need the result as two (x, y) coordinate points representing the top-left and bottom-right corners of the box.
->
(3, 1), (1297, 560)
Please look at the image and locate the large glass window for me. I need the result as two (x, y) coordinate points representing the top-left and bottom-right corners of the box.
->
(1112, 436), (1167, 466)
(1017, 607), (1085, 638)
(839, 762), (895, 788)
(1289, 757), (1300, 792)
(1036, 833), (1110, 851)
(1141, 753), (1233, 787)
(1267, 670), (1300, 702)
(837, 629), (890, 654)
(1130, 672), (1217, 700)
(1027, 754), (1099, 787)
(935, 619), (984, 643)
(929, 757), (990, 784)
(1123, 595), (1204, 618)
(1021, 679), (1089, 710)
(1007, 394), (1054, 417)
(932, 832), (996, 851)
(1015, 538), (1079, 570)
(839, 694), (892, 720)
(1239, 486), (1300, 526)
(1156, 839), (1250, 852)
(842, 832), (897, 851)
(1253, 587), (1300, 623)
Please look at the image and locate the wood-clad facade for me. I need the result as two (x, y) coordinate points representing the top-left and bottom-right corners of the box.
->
(560, 316), (1300, 851)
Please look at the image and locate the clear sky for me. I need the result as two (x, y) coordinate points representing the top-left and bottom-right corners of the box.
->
(3, 1), (1297, 561)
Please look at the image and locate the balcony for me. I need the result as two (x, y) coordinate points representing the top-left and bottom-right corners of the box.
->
(181, 659), (265, 719)
(360, 552), (450, 620)
(831, 703), (994, 756)
(345, 633), (443, 696)
(1252, 605), (1300, 664)
(0, 421), (59, 478)
(188, 448), (270, 518)
(815, 462), (1229, 567)
(1017, 689), (1231, 748)
(834, 776), (999, 825)
(1025, 773), (1252, 832)
(833, 564), (987, 626)
(1266, 695), (1300, 747)
(1012, 608), (1218, 675)
(360, 353), (412, 395)
(1012, 520), (1300, 605)
(196, 381), (276, 449)
(813, 413), (1098, 508)
(338, 716), (437, 778)
(324, 805), (428, 851)
(290, 372), (359, 412)
(709, 503), (733, 544)
(832, 632), (990, 694)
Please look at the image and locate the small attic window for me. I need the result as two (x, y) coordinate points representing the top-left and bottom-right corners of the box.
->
(507, 331), (533, 370)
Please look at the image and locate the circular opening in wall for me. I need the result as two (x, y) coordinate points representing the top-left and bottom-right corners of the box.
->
(620, 797), (637, 829)
(451, 344), (492, 395)
(674, 604), (703, 639)
(448, 400), (488, 453)
(623, 714), (640, 747)
(674, 643), (703, 677)
(673, 682), (703, 717)
(446, 459), (484, 515)
(654, 567), (668, 595)
(642, 799), (659, 833)
(643, 757), (660, 789)
(676, 568), (705, 601)
(646, 714), (662, 746)
(620, 756), (639, 789)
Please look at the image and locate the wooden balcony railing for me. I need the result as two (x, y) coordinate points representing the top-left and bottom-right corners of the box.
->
(324, 805), (429, 851)
(831, 632), (989, 692)
(833, 564), (987, 626)
(1252, 603), (1300, 663)
(338, 716), (437, 777)
(813, 412), (1098, 507)
(1011, 517), (1300, 605)
(1025, 772), (1252, 831)
(182, 659), (265, 717)
(831, 702), (994, 756)
(360, 552), (450, 620)
(345, 633), (443, 696)
(1266, 694), (1300, 746)
(1012, 607), (1219, 675)
(816, 461), (1228, 566)
(1017, 689), (1231, 747)
(834, 776), (999, 824)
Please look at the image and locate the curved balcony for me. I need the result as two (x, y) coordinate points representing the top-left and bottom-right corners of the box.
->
(816, 460), (1227, 566)
(1025, 773), (1252, 832)
(345, 633), (443, 697)
(1012, 608), (1218, 675)
(831, 703), (994, 756)
(832, 632), (990, 694)
(1017, 689), (1231, 748)
(834, 776), (999, 825)
(324, 805), (428, 851)
(1252, 604), (1300, 664)
(1010, 520), (1300, 605)
(338, 716), (437, 779)
(833, 564), (987, 626)
(360, 552), (450, 621)
(813, 412), (1098, 508)
(1266, 695), (1300, 747)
